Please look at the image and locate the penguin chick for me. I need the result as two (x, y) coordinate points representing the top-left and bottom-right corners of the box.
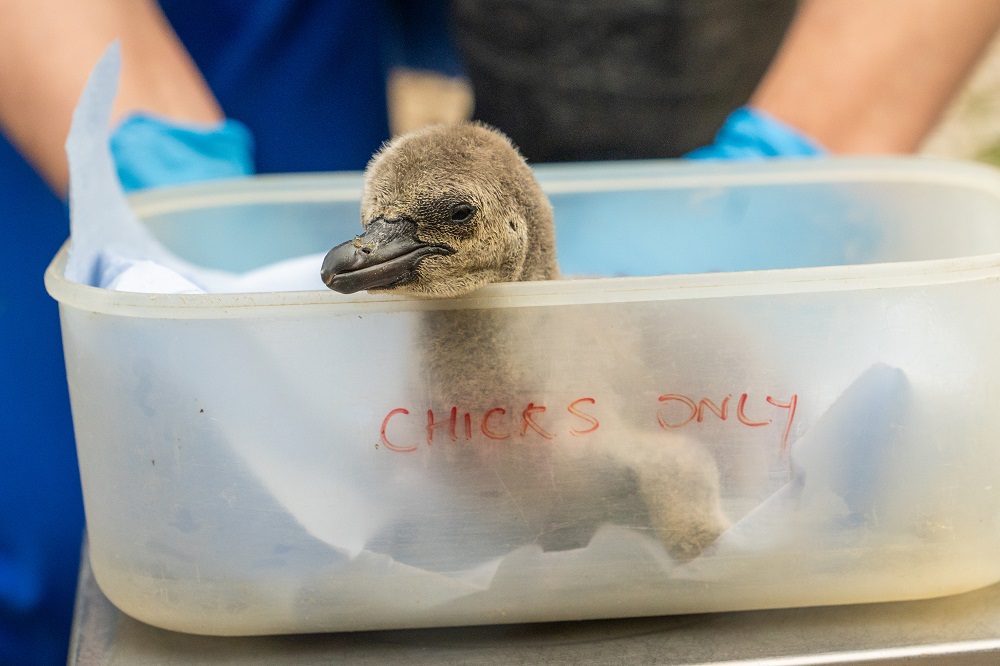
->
(322, 121), (558, 297)
(320, 121), (728, 563)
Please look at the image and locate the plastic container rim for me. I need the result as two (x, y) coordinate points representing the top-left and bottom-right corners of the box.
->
(44, 156), (1000, 320)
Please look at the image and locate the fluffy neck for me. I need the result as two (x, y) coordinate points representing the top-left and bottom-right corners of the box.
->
(517, 187), (560, 282)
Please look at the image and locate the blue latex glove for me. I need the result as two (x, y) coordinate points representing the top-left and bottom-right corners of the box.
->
(686, 106), (825, 160)
(110, 114), (255, 192)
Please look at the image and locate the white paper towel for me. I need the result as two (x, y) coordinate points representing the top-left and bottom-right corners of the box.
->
(64, 41), (324, 294)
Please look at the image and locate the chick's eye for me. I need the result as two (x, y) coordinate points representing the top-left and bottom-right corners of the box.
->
(450, 204), (475, 223)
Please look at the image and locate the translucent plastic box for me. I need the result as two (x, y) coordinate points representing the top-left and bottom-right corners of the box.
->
(46, 158), (1000, 635)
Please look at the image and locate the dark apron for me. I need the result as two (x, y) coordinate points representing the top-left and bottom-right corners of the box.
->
(452, 0), (798, 161)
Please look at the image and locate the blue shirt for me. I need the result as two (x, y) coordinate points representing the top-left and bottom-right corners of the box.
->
(0, 1), (458, 662)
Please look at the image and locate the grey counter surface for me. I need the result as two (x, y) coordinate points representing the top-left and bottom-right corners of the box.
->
(69, 543), (1000, 665)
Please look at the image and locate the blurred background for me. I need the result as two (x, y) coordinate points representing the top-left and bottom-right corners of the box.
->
(923, 35), (1000, 163)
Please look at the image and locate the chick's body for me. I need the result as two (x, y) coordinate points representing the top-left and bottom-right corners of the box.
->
(322, 122), (727, 565)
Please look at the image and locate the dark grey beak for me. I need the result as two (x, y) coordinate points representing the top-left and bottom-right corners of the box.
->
(321, 217), (454, 293)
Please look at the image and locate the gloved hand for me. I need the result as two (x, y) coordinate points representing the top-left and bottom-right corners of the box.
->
(686, 106), (825, 160)
(110, 113), (255, 192)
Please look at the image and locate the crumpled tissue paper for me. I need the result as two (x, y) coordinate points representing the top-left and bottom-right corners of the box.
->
(65, 42), (323, 294)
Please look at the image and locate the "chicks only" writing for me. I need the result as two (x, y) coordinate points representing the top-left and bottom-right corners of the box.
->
(378, 391), (798, 454)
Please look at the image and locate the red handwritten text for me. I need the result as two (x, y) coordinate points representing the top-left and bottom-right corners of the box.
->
(656, 392), (798, 451)
(379, 392), (798, 453)
(379, 398), (601, 453)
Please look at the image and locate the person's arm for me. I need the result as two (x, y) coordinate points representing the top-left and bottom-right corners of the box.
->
(751, 0), (1000, 154)
(0, 0), (224, 194)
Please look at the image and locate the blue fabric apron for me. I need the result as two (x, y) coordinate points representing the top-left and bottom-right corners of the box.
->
(0, 1), (457, 661)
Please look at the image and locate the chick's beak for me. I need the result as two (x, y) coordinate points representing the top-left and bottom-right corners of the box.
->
(321, 217), (453, 293)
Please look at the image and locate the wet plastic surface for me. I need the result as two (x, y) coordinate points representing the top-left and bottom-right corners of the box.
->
(47, 158), (1000, 635)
